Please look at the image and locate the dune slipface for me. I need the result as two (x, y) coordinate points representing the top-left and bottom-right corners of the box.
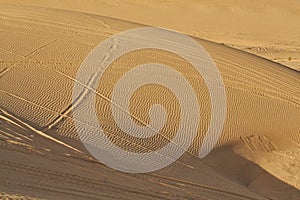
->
(0, 3), (299, 200)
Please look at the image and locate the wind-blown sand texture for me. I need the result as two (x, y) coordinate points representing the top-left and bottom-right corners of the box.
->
(0, 2), (299, 200)
(1, 0), (299, 71)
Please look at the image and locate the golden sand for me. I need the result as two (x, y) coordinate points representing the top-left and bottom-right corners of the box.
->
(0, 2), (299, 200)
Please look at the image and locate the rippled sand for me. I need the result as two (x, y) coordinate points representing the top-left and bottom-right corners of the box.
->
(1, 0), (299, 71)
(0, 2), (299, 200)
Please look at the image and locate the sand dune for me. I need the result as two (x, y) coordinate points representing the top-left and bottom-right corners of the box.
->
(1, 0), (299, 71)
(0, 2), (299, 200)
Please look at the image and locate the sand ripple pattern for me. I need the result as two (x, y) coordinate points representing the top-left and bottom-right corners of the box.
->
(72, 27), (227, 173)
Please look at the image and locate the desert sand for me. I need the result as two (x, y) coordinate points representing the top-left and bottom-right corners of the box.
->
(0, 0), (299, 71)
(0, 1), (299, 200)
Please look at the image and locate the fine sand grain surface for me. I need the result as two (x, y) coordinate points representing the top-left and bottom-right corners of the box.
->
(1, 0), (299, 71)
(0, 1), (299, 200)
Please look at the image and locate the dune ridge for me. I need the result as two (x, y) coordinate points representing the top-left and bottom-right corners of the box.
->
(0, 0), (299, 70)
(0, 3), (299, 200)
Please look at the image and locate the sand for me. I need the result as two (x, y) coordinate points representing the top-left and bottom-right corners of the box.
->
(0, 1), (299, 200)
(1, 0), (299, 71)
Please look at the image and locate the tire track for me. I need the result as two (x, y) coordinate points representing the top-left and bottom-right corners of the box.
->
(0, 12), (115, 46)
(0, 32), (292, 195)
(0, 108), (83, 154)
(216, 56), (300, 95)
(43, 39), (216, 166)
(214, 59), (300, 108)
(150, 174), (269, 200)
(0, 86), (221, 184)
(0, 89), (103, 132)
(0, 128), (32, 142)
(0, 160), (265, 200)
(46, 38), (117, 130)
(0, 161), (171, 200)
(2, 181), (127, 200)
(0, 192), (44, 200)
(0, 101), (259, 199)
(0, 39), (57, 77)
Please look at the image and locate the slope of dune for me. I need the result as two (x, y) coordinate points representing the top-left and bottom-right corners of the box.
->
(1, 0), (299, 71)
(0, 3), (299, 200)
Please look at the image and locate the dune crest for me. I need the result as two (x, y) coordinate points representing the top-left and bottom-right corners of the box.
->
(0, 3), (299, 200)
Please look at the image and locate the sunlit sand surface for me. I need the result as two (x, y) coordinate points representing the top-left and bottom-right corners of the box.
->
(0, 2), (299, 200)
(2, 0), (299, 71)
